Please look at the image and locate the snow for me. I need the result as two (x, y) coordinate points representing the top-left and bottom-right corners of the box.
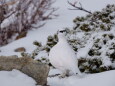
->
(1, 14), (16, 29)
(0, 0), (115, 56)
(0, 0), (115, 86)
(0, 69), (115, 86)
(76, 27), (115, 66)
(0, 69), (36, 86)
(48, 69), (115, 86)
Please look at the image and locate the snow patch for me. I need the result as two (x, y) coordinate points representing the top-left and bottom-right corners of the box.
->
(0, 69), (36, 86)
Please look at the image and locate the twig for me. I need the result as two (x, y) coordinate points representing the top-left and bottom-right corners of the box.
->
(48, 74), (60, 77)
(0, 0), (19, 6)
(42, 8), (59, 20)
(68, 1), (92, 14)
(31, 23), (46, 29)
(4, 10), (16, 19)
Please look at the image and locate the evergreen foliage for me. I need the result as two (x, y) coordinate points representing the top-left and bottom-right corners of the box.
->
(22, 4), (115, 73)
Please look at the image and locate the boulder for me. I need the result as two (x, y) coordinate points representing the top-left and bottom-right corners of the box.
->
(14, 47), (26, 52)
(0, 56), (50, 86)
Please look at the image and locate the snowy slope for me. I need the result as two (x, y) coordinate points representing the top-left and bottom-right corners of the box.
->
(0, 0), (115, 56)
(0, 0), (115, 86)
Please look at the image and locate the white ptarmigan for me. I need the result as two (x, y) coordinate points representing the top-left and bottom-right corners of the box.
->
(49, 30), (82, 78)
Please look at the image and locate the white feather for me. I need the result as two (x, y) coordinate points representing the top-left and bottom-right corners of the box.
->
(49, 32), (81, 76)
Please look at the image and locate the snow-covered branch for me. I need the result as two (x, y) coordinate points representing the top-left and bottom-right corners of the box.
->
(0, 0), (57, 46)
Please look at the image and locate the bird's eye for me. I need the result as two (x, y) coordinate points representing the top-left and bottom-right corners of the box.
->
(59, 30), (66, 33)
(59, 31), (64, 33)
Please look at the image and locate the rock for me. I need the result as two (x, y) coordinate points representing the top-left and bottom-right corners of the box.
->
(0, 56), (23, 71)
(21, 62), (49, 85)
(0, 56), (50, 86)
(16, 32), (27, 40)
(14, 47), (26, 52)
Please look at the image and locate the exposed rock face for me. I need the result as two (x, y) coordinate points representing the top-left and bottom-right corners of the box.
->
(14, 47), (26, 52)
(0, 56), (50, 86)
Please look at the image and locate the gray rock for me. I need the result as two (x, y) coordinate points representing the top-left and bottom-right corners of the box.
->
(14, 47), (26, 52)
(0, 56), (50, 86)
(21, 62), (49, 85)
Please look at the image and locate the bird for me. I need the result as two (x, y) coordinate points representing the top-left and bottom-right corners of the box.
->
(49, 30), (82, 78)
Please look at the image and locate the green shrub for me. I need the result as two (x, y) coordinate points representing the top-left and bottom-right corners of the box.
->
(22, 4), (115, 73)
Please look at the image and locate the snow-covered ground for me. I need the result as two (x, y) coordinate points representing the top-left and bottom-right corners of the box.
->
(0, 69), (36, 86)
(0, 0), (115, 86)
(48, 69), (115, 86)
(0, 69), (115, 86)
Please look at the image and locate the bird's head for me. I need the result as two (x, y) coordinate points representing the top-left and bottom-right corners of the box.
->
(57, 29), (67, 40)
